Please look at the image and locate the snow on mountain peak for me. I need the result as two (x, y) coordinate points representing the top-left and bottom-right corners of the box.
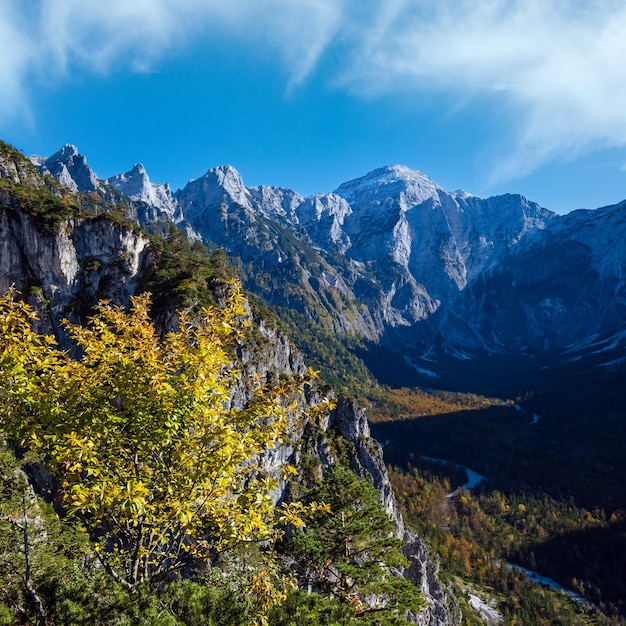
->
(344, 164), (435, 185)
(454, 189), (476, 200)
(367, 164), (431, 181)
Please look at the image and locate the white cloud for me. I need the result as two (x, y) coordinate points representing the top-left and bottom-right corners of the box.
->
(204, 0), (345, 89)
(2, 0), (626, 184)
(37, 1), (181, 73)
(0, 1), (345, 107)
(336, 0), (626, 183)
(0, 0), (36, 123)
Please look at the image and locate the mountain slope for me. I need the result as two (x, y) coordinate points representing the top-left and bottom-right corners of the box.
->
(173, 162), (560, 345)
(435, 199), (626, 353)
(333, 167), (556, 328)
(176, 165), (380, 337)
(31, 143), (102, 193)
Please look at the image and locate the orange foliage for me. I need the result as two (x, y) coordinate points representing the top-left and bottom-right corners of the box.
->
(368, 387), (509, 423)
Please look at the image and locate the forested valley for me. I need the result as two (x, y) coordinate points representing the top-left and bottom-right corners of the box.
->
(368, 377), (626, 625)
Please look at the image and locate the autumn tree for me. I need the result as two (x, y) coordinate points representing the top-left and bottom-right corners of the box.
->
(0, 284), (329, 605)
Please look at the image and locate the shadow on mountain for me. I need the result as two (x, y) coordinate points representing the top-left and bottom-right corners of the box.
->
(521, 521), (626, 617)
(370, 398), (626, 511)
(354, 326), (549, 397)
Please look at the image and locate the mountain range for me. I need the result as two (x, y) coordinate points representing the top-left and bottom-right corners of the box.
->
(31, 143), (626, 384)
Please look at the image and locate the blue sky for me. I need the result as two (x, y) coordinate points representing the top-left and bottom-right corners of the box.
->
(2, 1), (626, 214)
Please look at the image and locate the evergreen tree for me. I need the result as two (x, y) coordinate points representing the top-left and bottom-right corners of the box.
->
(283, 466), (423, 624)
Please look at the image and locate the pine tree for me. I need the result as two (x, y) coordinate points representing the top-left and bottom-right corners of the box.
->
(284, 466), (423, 623)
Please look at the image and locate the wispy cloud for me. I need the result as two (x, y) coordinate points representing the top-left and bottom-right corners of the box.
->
(336, 0), (626, 182)
(2, 0), (626, 184)
(0, 1), (345, 113)
(37, 1), (183, 73)
(0, 0), (36, 122)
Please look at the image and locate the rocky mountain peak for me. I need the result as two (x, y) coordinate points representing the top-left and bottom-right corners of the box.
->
(247, 185), (304, 222)
(295, 193), (353, 251)
(334, 164), (442, 211)
(34, 143), (101, 193)
(53, 143), (80, 160)
(107, 164), (149, 195)
(180, 165), (250, 213)
(106, 163), (179, 219)
(210, 165), (248, 202)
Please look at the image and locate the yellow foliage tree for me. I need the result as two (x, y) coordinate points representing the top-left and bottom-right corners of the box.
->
(0, 284), (330, 596)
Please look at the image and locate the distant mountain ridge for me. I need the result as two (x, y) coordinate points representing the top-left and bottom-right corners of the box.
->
(32, 144), (626, 370)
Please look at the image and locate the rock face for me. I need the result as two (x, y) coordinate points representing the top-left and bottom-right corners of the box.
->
(0, 208), (149, 328)
(1, 146), (150, 335)
(442, 200), (626, 352)
(404, 532), (459, 626)
(176, 166), (380, 338)
(106, 163), (183, 223)
(33, 144), (102, 193)
(324, 397), (458, 625)
(332, 168), (556, 334)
